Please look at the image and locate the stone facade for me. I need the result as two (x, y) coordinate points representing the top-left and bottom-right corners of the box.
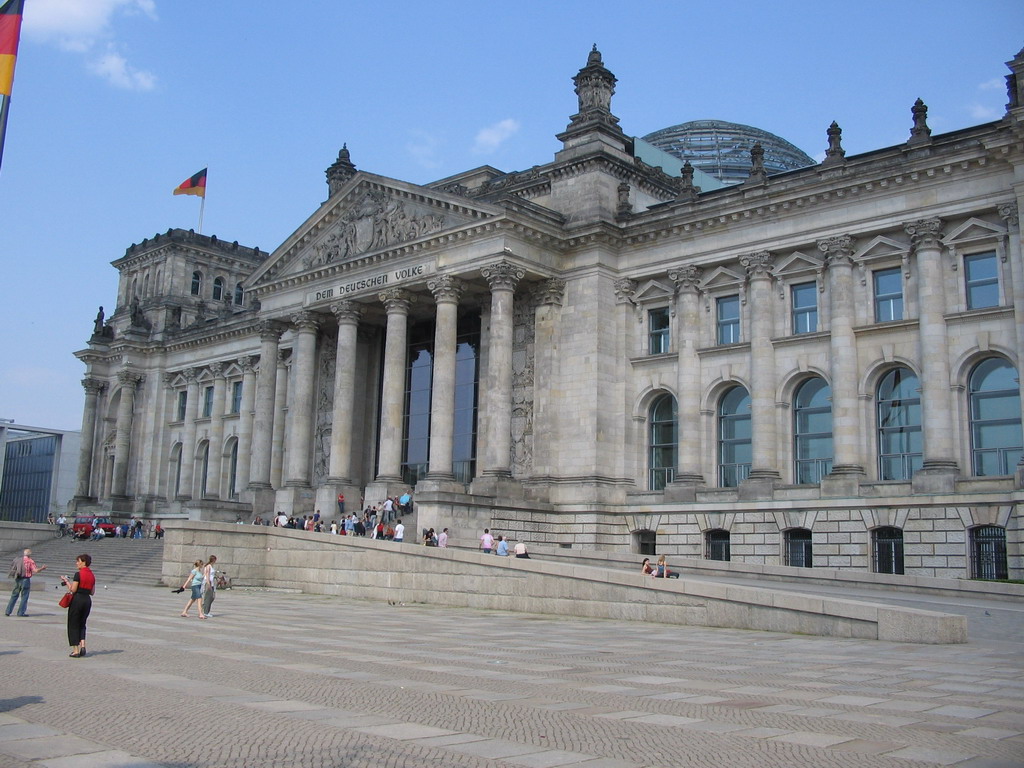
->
(74, 47), (1024, 581)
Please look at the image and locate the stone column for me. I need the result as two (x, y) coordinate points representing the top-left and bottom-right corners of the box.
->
(999, 204), (1024, 486)
(426, 275), (465, 480)
(739, 252), (780, 486)
(249, 322), (283, 489)
(205, 362), (227, 498)
(111, 369), (142, 498)
(74, 378), (106, 500)
(819, 236), (865, 490)
(532, 278), (566, 479)
(328, 301), (363, 483)
(176, 367), (200, 499)
(480, 261), (524, 478)
(668, 265), (704, 488)
(270, 350), (289, 488)
(284, 311), (320, 487)
(906, 218), (959, 486)
(376, 289), (413, 482)
(235, 355), (256, 492)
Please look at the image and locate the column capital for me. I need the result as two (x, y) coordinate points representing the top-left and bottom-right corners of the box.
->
(181, 367), (198, 384)
(482, 261), (524, 292)
(613, 278), (636, 304)
(256, 320), (286, 342)
(117, 368), (143, 388)
(162, 372), (176, 388)
(427, 274), (466, 304)
(668, 264), (702, 291)
(209, 361), (225, 378)
(237, 355), (257, 373)
(330, 300), (364, 325)
(818, 234), (855, 265)
(291, 311), (320, 333)
(998, 201), (1019, 228)
(904, 217), (943, 250)
(534, 278), (566, 306)
(740, 251), (774, 278)
(81, 377), (106, 396)
(379, 288), (413, 314)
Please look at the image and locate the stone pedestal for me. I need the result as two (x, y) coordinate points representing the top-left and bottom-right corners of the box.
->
(663, 481), (699, 503)
(911, 465), (958, 495)
(469, 475), (523, 500)
(273, 485), (317, 517)
(738, 475), (776, 501)
(820, 468), (863, 498)
(242, 486), (277, 518)
(315, 483), (362, 522)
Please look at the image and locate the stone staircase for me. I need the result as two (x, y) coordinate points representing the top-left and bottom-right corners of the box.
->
(2, 536), (166, 589)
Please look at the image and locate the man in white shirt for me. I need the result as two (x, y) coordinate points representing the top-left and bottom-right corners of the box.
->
(276, 512), (288, 528)
(437, 528), (448, 548)
(393, 520), (405, 543)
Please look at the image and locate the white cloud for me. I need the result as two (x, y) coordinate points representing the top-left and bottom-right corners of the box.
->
(22, 0), (157, 89)
(472, 118), (520, 154)
(978, 77), (1005, 91)
(969, 103), (1002, 121)
(406, 130), (443, 170)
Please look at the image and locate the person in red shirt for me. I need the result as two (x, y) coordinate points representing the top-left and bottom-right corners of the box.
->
(6, 548), (47, 617)
(63, 554), (95, 657)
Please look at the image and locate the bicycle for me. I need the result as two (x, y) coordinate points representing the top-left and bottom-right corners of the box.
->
(52, 523), (72, 539)
(215, 571), (232, 590)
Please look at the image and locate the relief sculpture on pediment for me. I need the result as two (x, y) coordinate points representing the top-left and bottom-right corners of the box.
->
(308, 189), (447, 268)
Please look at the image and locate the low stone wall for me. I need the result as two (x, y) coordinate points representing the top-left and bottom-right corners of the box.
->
(162, 522), (967, 644)
(0, 521), (55, 555)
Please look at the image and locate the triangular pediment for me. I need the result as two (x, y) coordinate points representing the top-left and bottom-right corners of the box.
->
(633, 278), (674, 304)
(853, 235), (909, 263)
(249, 172), (502, 286)
(942, 217), (1006, 247)
(702, 265), (744, 288)
(773, 250), (823, 277)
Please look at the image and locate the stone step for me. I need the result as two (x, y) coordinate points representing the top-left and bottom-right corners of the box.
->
(3, 536), (166, 588)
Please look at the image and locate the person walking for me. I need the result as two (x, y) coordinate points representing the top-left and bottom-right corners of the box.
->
(201, 555), (218, 618)
(179, 560), (207, 618)
(480, 529), (494, 554)
(63, 553), (95, 657)
(6, 548), (47, 617)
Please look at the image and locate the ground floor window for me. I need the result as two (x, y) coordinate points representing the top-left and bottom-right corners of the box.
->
(785, 528), (812, 568)
(970, 525), (1008, 580)
(634, 529), (656, 556)
(706, 529), (730, 561)
(872, 526), (904, 575)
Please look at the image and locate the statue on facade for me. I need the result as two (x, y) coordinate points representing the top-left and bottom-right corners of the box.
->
(92, 306), (105, 335)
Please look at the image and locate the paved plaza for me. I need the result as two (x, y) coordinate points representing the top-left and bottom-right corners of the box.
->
(1, 582), (1022, 768)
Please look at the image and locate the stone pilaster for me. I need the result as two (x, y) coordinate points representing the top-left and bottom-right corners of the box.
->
(270, 350), (289, 488)
(284, 311), (320, 488)
(375, 289), (413, 483)
(175, 367), (199, 500)
(74, 378), (106, 501)
(205, 362), (227, 498)
(425, 275), (465, 482)
(111, 369), (142, 498)
(249, 322), (283, 490)
(328, 301), (363, 484)
(998, 203), (1024, 486)
(667, 265), (704, 494)
(531, 278), (566, 480)
(235, 356), (256, 492)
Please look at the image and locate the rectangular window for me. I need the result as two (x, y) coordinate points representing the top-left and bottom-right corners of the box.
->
(965, 252), (999, 309)
(716, 295), (740, 345)
(791, 282), (818, 334)
(873, 267), (903, 322)
(230, 381), (243, 414)
(176, 391), (187, 422)
(202, 386), (214, 418)
(648, 307), (670, 355)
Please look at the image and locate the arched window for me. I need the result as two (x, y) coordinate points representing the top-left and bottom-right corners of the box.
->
(131, 277), (138, 298)
(969, 358), (1023, 476)
(649, 393), (677, 490)
(706, 529), (730, 561)
(212, 277), (224, 301)
(794, 378), (833, 484)
(191, 271), (202, 296)
(872, 527), (904, 575)
(143, 273), (150, 297)
(718, 386), (751, 487)
(970, 525), (1008, 580)
(198, 441), (210, 498)
(234, 282), (244, 305)
(169, 443), (183, 498)
(785, 528), (813, 568)
(227, 438), (239, 499)
(877, 368), (922, 481)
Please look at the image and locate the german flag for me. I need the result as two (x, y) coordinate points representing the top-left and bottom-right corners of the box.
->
(0, 0), (25, 97)
(173, 167), (207, 197)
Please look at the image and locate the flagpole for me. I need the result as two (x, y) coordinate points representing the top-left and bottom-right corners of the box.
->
(0, 94), (10, 174)
(198, 195), (205, 234)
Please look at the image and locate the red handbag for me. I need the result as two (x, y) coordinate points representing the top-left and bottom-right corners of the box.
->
(58, 591), (72, 609)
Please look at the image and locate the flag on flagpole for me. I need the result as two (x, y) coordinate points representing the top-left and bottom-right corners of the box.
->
(173, 168), (207, 197)
(0, 0), (24, 97)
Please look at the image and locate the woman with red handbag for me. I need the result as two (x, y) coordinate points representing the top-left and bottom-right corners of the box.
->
(63, 554), (95, 658)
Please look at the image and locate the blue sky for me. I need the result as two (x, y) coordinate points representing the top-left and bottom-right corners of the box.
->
(1, 0), (1021, 430)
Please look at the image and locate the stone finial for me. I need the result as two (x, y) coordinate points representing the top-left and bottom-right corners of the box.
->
(326, 144), (357, 197)
(616, 181), (631, 219)
(908, 98), (932, 146)
(1006, 46), (1024, 113)
(821, 121), (846, 166)
(675, 161), (699, 202)
(746, 142), (767, 184)
(567, 45), (619, 129)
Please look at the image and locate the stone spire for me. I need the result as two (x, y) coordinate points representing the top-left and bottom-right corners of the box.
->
(908, 98), (932, 146)
(821, 121), (846, 167)
(1006, 46), (1024, 114)
(326, 144), (357, 197)
(566, 45), (620, 131)
(675, 160), (700, 202)
(746, 142), (767, 184)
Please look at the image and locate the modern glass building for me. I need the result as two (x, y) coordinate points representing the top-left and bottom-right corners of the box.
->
(0, 424), (81, 523)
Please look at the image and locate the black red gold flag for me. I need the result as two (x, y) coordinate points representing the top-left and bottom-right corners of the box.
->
(0, 0), (25, 97)
(173, 168), (207, 197)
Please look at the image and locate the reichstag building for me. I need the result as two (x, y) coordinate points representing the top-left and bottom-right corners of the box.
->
(74, 46), (1024, 581)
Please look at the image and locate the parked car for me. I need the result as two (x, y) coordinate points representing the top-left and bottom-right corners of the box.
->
(72, 515), (117, 538)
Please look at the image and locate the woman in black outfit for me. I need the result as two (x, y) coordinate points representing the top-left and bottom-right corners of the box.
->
(64, 553), (95, 658)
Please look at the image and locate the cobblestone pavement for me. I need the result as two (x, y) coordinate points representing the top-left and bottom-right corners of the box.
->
(1, 584), (1022, 768)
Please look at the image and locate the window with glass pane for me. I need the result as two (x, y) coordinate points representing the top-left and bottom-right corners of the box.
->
(717, 295), (740, 344)
(718, 386), (751, 487)
(873, 267), (903, 322)
(648, 308), (670, 354)
(969, 358), (1023, 476)
(202, 386), (214, 418)
(785, 528), (813, 568)
(228, 440), (238, 499)
(872, 527), (904, 574)
(791, 282), (818, 334)
(970, 525), (1009, 580)
(212, 277), (224, 302)
(965, 252), (999, 309)
(402, 330), (433, 486)
(648, 394), (677, 490)
(230, 381), (243, 414)
(706, 529), (730, 561)
(452, 318), (480, 484)
(191, 271), (202, 296)
(876, 368), (922, 480)
(176, 391), (187, 421)
(234, 282), (244, 305)
(794, 378), (833, 484)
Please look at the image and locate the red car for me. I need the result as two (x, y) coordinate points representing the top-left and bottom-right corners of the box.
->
(72, 515), (117, 538)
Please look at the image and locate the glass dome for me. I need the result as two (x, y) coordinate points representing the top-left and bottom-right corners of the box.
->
(641, 119), (814, 185)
